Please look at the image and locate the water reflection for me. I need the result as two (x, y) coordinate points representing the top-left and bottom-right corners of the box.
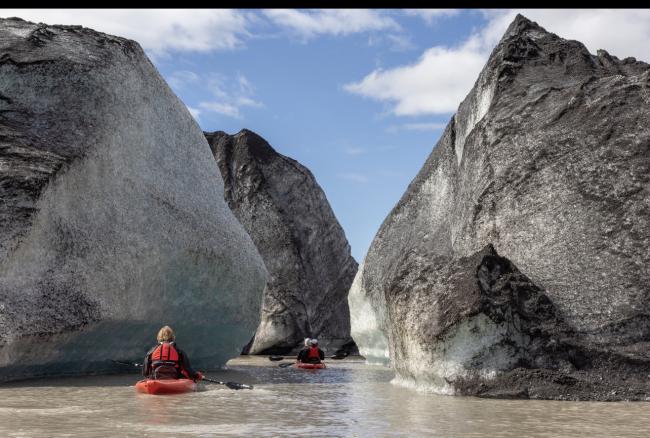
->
(0, 361), (649, 437)
(136, 392), (187, 426)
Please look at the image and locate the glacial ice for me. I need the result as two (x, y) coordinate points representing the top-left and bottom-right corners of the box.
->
(0, 17), (268, 381)
(348, 264), (390, 365)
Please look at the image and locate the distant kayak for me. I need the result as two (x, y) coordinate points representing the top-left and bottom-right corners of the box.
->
(135, 378), (197, 395)
(294, 363), (326, 369)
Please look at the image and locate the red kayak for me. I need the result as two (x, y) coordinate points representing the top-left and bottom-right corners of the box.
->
(294, 362), (326, 369)
(135, 378), (197, 395)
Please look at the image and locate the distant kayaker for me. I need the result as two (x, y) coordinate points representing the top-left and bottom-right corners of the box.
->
(297, 338), (325, 364)
(297, 337), (311, 362)
(143, 325), (203, 381)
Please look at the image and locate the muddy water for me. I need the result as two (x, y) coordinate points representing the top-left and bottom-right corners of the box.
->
(1, 357), (649, 437)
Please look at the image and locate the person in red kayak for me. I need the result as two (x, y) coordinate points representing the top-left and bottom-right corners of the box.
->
(143, 325), (203, 381)
(297, 338), (325, 364)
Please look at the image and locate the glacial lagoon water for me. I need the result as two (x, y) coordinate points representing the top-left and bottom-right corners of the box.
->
(1, 356), (649, 437)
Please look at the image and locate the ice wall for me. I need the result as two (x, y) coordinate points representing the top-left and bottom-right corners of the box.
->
(348, 263), (389, 364)
(0, 17), (267, 381)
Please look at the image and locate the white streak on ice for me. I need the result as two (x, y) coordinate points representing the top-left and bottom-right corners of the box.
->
(454, 77), (495, 165)
(348, 263), (390, 365)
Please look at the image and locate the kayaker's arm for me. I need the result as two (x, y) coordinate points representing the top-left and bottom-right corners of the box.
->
(142, 345), (157, 377)
(142, 352), (151, 377)
(178, 348), (200, 380)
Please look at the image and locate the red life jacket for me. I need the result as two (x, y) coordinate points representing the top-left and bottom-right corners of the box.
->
(150, 342), (187, 379)
(307, 346), (321, 361)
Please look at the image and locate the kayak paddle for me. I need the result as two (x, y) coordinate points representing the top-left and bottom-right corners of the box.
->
(268, 355), (284, 361)
(330, 351), (349, 360)
(278, 362), (294, 368)
(112, 359), (144, 367)
(112, 360), (252, 390)
(201, 377), (253, 390)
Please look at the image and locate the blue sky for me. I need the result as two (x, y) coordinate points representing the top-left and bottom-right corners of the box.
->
(3, 9), (650, 261)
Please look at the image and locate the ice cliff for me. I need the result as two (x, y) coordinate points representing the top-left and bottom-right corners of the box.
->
(0, 17), (267, 381)
(206, 130), (358, 355)
(350, 15), (650, 400)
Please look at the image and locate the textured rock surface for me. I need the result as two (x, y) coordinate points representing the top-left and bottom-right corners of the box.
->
(0, 17), (267, 381)
(351, 14), (650, 400)
(206, 130), (358, 355)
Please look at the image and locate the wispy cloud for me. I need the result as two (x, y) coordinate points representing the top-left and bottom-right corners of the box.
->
(165, 70), (263, 120)
(0, 9), (254, 57)
(404, 9), (460, 24)
(167, 70), (201, 89)
(264, 9), (399, 39)
(367, 32), (415, 52)
(405, 122), (447, 131)
(377, 170), (407, 179)
(366, 32), (416, 53)
(198, 102), (240, 118)
(387, 122), (448, 133)
(186, 106), (201, 120)
(386, 33), (416, 51)
(337, 173), (369, 183)
(198, 73), (263, 119)
(345, 147), (366, 156)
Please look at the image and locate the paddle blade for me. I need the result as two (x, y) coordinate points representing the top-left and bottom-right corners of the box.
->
(226, 381), (253, 390)
(111, 360), (143, 367)
(269, 355), (284, 361)
(330, 351), (349, 360)
(202, 377), (253, 390)
(279, 362), (294, 368)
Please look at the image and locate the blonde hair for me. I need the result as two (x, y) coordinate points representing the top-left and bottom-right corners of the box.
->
(157, 326), (175, 342)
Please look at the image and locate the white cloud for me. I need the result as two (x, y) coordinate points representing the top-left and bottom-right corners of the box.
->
(345, 40), (487, 115)
(385, 33), (416, 51)
(167, 70), (201, 90)
(198, 102), (241, 118)
(337, 173), (369, 183)
(0, 9), (253, 56)
(387, 122), (448, 133)
(237, 75), (256, 96)
(236, 96), (263, 108)
(186, 106), (201, 120)
(346, 9), (650, 117)
(205, 74), (231, 100)
(345, 147), (366, 156)
(197, 72), (263, 119)
(367, 32), (415, 52)
(165, 70), (263, 119)
(404, 9), (460, 24)
(378, 170), (407, 179)
(403, 122), (447, 131)
(263, 9), (399, 39)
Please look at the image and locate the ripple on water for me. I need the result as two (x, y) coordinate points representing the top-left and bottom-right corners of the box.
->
(1, 362), (649, 437)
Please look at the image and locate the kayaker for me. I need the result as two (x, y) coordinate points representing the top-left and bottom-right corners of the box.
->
(295, 337), (310, 362)
(297, 338), (325, 364)
(142, 325), (203, 381)
(297, 338), (310, 363)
